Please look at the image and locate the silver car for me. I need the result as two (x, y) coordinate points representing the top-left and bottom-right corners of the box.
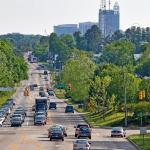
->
(73, 139), (91, 150)
(111, 127), (126, 137)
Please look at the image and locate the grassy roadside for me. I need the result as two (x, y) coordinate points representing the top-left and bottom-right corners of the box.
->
(128, 134), (150, 150)
(54, 89), (150, 128)
(54, 89), (66, 99)
(0, 92), (14, 106)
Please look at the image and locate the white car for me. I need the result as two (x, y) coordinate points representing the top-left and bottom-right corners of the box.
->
(111, 127), (126, 137)
(73, 139), (91, 150)
(0, 117), (5, 127)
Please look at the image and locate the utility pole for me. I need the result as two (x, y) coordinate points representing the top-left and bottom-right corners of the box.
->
(124, 71), (128, 127)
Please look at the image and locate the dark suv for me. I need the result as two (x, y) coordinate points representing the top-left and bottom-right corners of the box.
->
(65, 105), (74, 113)
(49, 102), (57, 109)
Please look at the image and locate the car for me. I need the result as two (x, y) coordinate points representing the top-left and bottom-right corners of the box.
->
(14, 109), (26, 118)
(11, 114), (24, 123)
(44, 70), (48, 75)
(65, 105), (74, 113)
(39, 87), (44, 91)
(51, 124), (67, 137)
(11, 117), (22, 127)
(32, 105), (35, 111)
(49, 102), (57, 109)
(0, 116), (5, 127)
(34, 111), (47, 117)
(34, 115), (47, 125)
(39, 91), (47, 97)
(49, 127), (64, 141)
(74, 124), (91, 137)
(111, 127), (126, 137)
(77, 127), (91, 139)
(48, 90), (55, 96)
(73, 139), (91, 150)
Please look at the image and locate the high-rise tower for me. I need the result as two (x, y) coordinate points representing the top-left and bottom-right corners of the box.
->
(99, 0), (120, 37)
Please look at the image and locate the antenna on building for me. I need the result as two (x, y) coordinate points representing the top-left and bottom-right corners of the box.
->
(100, 0), (106, 10)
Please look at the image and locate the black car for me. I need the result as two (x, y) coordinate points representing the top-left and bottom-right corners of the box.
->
(44, 70), (48, 75)
(49, 128), (64, 141)
(11, 117), (22, 127)
(49, 102), (57, 109)
(65, 105), (74, 113)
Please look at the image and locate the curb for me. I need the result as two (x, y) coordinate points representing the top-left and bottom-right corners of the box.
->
(127, 137), (142, 150)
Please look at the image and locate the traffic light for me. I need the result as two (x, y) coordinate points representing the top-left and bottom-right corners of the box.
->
(139, 90), (145, 100)
(142, 90), (145, 99)
(68, 83), (72, 90)
(24, 88), (29, 96)
(139, 91), (143, 100)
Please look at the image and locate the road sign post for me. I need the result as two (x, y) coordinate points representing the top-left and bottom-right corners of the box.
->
(140, 127), (147, 145)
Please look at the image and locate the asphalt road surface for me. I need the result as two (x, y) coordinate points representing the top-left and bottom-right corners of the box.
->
(0, 62), (138, 150)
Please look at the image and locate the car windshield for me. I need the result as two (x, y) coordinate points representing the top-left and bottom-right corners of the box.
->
(112, 127), (123, 131)
(12, 118), (21, 121)
(75, 140), (87, 144)
(80, 127), (90, 132)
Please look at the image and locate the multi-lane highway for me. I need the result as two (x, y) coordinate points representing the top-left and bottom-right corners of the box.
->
(0, 62), (138, 150)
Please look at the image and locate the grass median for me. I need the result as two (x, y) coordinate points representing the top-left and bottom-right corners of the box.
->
(128, 134), (150, 150)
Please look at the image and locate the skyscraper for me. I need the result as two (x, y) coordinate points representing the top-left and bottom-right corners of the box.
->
(99, 1), (120, 37)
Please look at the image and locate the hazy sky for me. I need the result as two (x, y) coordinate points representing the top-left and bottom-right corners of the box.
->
(0, 0), (149, 35)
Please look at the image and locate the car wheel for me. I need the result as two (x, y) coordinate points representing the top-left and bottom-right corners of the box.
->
(65, 134), (67, 137)
(50, 138), (52, 141)
(78, 136), (80, 139)
(62, 138), (64, 141)
(89, 136), (91, 139)
(111, 135), (113, 137)
(75, 134), (77, 137)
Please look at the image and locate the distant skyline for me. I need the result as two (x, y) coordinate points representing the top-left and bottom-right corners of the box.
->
(0, 0), (149, 35)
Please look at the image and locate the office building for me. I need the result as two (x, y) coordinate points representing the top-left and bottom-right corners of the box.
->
(54, 24), (78, 36)
(79, 22), (98, 35)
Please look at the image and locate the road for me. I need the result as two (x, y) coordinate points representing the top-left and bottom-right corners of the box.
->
(0, 62), (138, 150)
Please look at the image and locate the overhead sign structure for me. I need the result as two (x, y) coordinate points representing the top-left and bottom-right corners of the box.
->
(0, 87), (15, 92)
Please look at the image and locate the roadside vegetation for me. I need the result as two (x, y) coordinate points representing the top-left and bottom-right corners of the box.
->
(129, 134), (150, 150)
(0, 40), (28, 106)
(49, 26), (150, 128)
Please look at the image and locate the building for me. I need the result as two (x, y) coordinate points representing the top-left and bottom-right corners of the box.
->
(54, 24), (78, 36)
(79, 22), (98, 35)
(99, 1), (120, 37)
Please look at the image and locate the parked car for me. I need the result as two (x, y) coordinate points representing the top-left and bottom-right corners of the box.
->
(65, 105), (74, 113)
(34, 115), (47, 125)
(49, 102), (57, 109)
(74, 124), (91, 137)
(11, 117), (22, 127)
(49, 127), (64, 141)
(73, 139), (91, 150)
(77, 127), (91, 139)
(111, 127), (126, 137)
(39, 87), (44, 91)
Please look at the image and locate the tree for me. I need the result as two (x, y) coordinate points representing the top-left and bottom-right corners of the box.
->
(85, 25), (102, 53)
(100, 39), (135, 67)
(89, 76), (111, 116)
(61, 51), (96, 102)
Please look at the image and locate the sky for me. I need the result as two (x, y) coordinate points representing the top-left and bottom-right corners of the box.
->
(0, 0), (149, 35)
